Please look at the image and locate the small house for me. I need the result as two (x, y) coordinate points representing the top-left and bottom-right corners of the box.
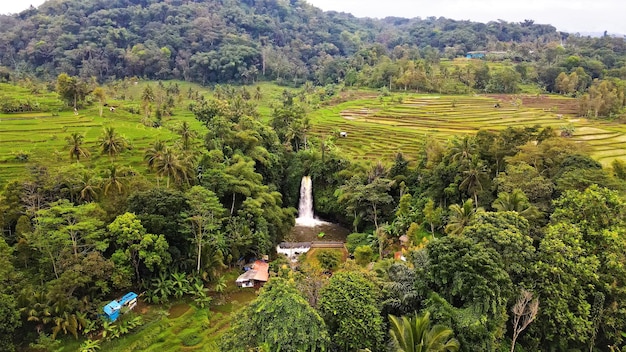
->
(103, 292), (138, 322)
(340, 131), (348, 137)
(277, 242), (312, 262)
(236, 260), (269, 289)
(466, 51), (487, 59)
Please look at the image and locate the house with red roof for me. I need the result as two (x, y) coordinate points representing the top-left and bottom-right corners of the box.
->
(235, 260), (269, 289)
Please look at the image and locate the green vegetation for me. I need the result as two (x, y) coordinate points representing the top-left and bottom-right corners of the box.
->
(2, 0), (626, 351)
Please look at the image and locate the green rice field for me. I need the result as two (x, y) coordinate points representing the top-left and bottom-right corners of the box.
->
(309, 92), (626, 166)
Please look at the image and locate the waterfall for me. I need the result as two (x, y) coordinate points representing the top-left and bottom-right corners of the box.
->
(295, 176), (325, 227)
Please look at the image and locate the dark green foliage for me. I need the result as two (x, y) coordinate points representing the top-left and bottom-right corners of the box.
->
(316, 250), (341, 271)
(221, 278), (330, 352)
(424, 236), (512, 350)
(318, 271), (384, 351)
(346, 233), (370, 253)
(127, 188), (190, 265)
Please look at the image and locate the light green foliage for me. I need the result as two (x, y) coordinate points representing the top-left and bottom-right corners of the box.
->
(221, 278), (330, 352)
(423, 198), (444, 234)
(354, 245), (374, 266)
(29, 200), (106, 278)
(319, 271), (384, 351)
(389, 312), (460, 352)
(184, 186), (226, 273)
(107, 212), (171, 284)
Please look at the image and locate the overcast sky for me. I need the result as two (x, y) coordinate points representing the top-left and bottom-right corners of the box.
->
(1, 0), (624, 34)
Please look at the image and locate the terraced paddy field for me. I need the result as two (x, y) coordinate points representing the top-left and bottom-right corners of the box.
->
(0, 81), (291, 186)
(309, 93), (626, 166)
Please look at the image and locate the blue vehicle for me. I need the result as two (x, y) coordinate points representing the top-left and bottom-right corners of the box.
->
(103, 292), (138, 322)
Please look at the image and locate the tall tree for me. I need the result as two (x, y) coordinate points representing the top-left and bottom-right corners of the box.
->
(319, 271), (384, 351)
(107, 213), (171, 284)
(184, 186), (226, 273)
(445, 199), (482, 235)
(222, 278), (330, 352)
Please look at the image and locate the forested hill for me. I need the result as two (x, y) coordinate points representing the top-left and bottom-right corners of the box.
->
(0, 0), (566, 85)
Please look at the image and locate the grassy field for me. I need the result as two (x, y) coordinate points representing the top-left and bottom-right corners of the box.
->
(53, 271), (257, 352)
(309, 92), (626, 166)
(3, 80), (626, 188)
(0, 81), (289, 186)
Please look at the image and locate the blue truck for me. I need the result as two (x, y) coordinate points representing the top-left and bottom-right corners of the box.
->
(103, 292), (138, 322)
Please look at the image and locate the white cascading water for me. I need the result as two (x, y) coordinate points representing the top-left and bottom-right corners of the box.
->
(295, 176), (325, 227)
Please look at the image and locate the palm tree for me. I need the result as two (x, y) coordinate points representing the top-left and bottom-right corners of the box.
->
(450, 135), (476, 163)
(102, 165), (124, 195)
(445, 199), (482, 235)
(155, 147), (192, 188)
(98, 127), (128, 159)
(175, 121), (197, 151)
(66, 132), (90, 162)
(389, 312), (460, 352)
(459, 156), (487, 207)
(77, 172), (101, 203)
(144, 140), (166, 168)
(492, 189), (541, 220)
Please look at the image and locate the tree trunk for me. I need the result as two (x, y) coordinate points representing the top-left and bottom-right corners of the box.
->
(510, 334), (519, 352)
(474, 191), (479, 209)
(197, 231), (202, 274)
(231, 192), (236, 215)
(373, 204), (378, 231)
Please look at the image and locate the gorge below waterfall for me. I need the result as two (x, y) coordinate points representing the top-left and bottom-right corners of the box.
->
(290, 176), (349, 242)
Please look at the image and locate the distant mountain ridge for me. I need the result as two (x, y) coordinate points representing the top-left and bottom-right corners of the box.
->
(0, 0), (616, 85)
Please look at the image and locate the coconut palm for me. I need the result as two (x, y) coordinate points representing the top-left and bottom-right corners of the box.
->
(174, 121), (197, 151)
(144, 140), (167, 170)
(492, 189), (541, 220)
(77, 172), (101, 203)
(102, 165), (125, 195)
(449, 135), (476, 163)
(98, 127), (128, 159)
(459, 156), (488, 207)
(445, 199), (482, 235)
(388, 312), (460, 352)
(155, 147), (192, 188)
(66, 132), (90, 162)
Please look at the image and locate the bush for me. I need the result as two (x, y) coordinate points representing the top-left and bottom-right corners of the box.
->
(317, 251), (341, 271)
(346, 233), (370, 253)
(354, 245), (374, 266)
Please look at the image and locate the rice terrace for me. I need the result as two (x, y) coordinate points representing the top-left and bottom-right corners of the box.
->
(311, 92), (626, 165)
(3, 84), (626, 185)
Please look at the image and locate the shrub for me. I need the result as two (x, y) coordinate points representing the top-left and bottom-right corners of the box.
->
(346, 233), (370, 253)
(354, 245), (374, 266)
(317, 251), (341, 271)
